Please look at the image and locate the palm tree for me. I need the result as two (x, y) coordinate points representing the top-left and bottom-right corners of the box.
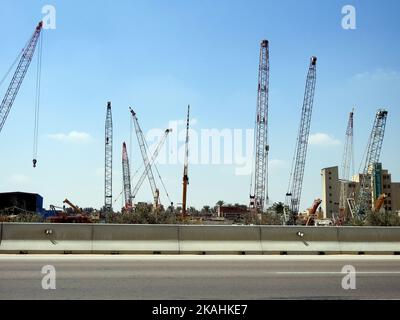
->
(216, 200), (224, 207)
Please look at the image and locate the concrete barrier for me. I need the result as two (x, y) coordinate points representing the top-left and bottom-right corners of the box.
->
(338, 226), (400, 254)
(260, 226), (341, 254)
(0, 222), (92, 253)
(0, 222), (399, 254)
(179, 225), (262, 254)
(92, 224), (179, 253)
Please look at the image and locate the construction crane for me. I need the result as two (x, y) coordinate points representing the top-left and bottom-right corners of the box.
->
(131, 128), (171, 204)
(297, 198), (322, 226)
(339, 109), (355, 219)
(129, 108), (160, 209)
(104, 102), (113, 212)
(182, 105), (190, 217)
(373, 193), (387, 213)
(48, 199), (92, 223)
(122, 142), (132, 211)
(0, 21), (43, 167)
(249, 40), (270, 212)
(63, 198), (83, 214)
(354, 109), (388, 217)
(285, 56), (317, 224)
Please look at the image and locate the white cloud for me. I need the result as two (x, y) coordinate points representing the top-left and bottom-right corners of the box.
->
(309, 133), (341, 146)
(352, 69), (400, 81)
(48, 131), (92, 143)
(8, 174), (32, 185)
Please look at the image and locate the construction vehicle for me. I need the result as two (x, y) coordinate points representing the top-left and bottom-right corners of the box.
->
(249, 40), (270, 212)
(104, 102), (113, 212)
(296, 198), (322, 226)
(354, 109), (388, 217)
(47, 199), (94, 223)
(129, 108), (172, 211)
(339, 109), (354, 222)
(373, 193), (387, 213)
(122, 142), (133, 212)
(182, 105), (190, 218)
(284, 56), (317, 224)
(130, 128), (172, 208)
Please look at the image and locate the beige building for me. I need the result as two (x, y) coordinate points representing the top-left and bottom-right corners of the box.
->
(321, 166), (340, 218)
(321, 163), (400, 217)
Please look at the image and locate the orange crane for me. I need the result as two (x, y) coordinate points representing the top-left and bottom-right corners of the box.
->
(373, 194), (387, 212)
(182, 105), (190, 218)
(297, 198), (322, 226)
(63, 198), (83, 213)
(48, 199), (91, 223)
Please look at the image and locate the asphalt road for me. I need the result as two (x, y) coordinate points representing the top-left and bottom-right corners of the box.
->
(0, 255), (399, 299)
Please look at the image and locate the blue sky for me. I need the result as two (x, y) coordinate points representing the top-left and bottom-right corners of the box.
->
(0, 0), (399, 211)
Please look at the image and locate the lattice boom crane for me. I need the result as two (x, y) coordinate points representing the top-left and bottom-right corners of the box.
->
(0, 21), (43, 134)
(339, 109), (354, 217)
(104, 102), (113, 212)
(129, 108), (159, 208)
(122, 142), (132, 211)
(355, 109), (388, 217)
(285, 56), (317, 224)
(249, 40), (270, 212)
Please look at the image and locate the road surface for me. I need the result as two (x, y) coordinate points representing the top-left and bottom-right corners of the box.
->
(0, 255), (399, 299)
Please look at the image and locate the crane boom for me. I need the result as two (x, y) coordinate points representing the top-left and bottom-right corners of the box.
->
(339, 109), (354, 217)
(122, 142), (132, 210)
(104, 102), (113, 212)
(250, 40), (270, 212)
(285, 56), (317, 223)
(182, 105), (190, 217)
(63, 199), (82, 213)
(129, 108), (159, 206)
(355, 109), (388, 216)
(0, 21), (43, 134)
(131, 128), (171, 201)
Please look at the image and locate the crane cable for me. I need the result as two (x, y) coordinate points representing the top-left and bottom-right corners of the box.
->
(143, 136), (172, 205)
(32, 32), (43, 168)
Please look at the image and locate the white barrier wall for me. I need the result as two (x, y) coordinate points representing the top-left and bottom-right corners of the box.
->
(0, 222), (399, 254)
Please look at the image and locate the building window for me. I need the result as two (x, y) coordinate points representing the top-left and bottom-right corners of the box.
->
(329, 177), (331, 180)
(329, 201), (332, 204)
(328, 171), (331, 174)
(329, 186), (332, 189)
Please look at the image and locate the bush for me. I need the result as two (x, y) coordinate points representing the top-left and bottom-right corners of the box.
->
(365, 211), (400, 226)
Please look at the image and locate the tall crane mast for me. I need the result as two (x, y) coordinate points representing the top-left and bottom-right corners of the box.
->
(129, 108), (159, 208)
(0, 22), (43, 134)
(182, 105), (190, 217)
(131, 128), (171, 203)
(122, 142), (132, 211)
(354, 109), (388, 217)
(104, 102), (113, 212)
(285, 56), (317, 224)
(249, 40), (270, 212)
(339, 109), (354, 217)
